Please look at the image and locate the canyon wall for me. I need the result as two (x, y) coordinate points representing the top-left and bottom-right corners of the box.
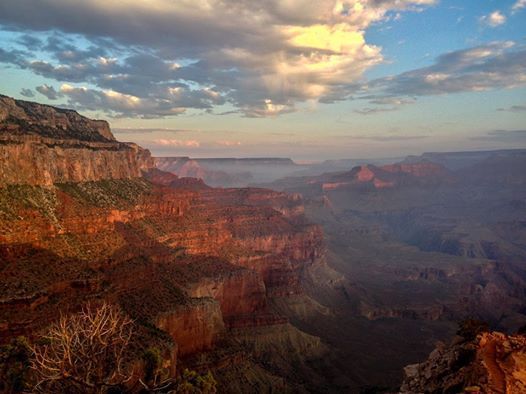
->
(0, 95), (326, 391)
(0, 95), (153, 185)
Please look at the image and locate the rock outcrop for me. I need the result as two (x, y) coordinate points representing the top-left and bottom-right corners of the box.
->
(311, 161), (453, 192)
(0, 95), (153, 185)
(401, 331), (526, 393)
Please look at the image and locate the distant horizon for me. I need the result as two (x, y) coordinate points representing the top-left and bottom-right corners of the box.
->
(149, 147), (526, 163)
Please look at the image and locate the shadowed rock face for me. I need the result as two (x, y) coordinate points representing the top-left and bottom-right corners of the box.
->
(401, 331), (526, 393)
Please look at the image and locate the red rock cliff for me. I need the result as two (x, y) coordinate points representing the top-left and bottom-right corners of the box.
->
(0, 96), (325, 388)
(0, 95), (153, 185)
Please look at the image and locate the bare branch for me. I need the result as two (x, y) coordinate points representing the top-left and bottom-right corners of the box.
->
(30, 302), (135, 394)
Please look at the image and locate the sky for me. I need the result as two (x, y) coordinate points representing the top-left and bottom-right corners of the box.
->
(0, 0), (525, 161)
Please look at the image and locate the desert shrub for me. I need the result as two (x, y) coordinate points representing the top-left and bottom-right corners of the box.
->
(30, 302), (134, 393)
(173, 369), (217, 394)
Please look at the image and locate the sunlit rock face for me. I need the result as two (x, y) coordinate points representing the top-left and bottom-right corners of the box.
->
(0, 95), (153, 185)
(401, 331), (526, 393)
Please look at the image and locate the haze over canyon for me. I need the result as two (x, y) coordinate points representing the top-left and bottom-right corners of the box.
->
(1, 0), (526, 393)
(0, 94), (525, 393)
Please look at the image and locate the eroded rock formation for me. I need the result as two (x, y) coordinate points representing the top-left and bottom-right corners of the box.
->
(0, 95), (153, 185)
(0, 95), (326, 391)
(401, 331), (526, 393)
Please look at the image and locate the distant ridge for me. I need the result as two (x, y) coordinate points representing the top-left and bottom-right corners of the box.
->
(404, 148), (526, 170)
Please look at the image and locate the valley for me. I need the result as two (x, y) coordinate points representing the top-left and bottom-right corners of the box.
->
(1, 95), (525, 393)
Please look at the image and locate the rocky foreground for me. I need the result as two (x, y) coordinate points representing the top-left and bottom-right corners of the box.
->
(401, 330), (526, 393)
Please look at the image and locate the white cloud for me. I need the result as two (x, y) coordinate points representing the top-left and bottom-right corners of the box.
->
(512, 0), (526, 13)
(368, 41), (526, 97)
(153, 139), (201, 147)
(0, 0), (438, 117)
(59, 84), (187, 117)
(216, 140), (242, 146)
(479, 10), (506, 27)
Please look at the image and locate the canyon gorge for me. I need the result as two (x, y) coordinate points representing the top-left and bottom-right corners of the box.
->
(1, 95), (526, 393)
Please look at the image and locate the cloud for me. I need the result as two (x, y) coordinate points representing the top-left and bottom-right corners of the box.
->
(216, 140), (241, 146)
(243, 99), (296, 118)
(112, 128), (192, 134)
(58, 84), (188, 118)
(512, 0), (526, 13)
(354, 96), (415, 115)
(368, 41), (526, 98)
(19, 88), (34, 97)
(153, 139), (201, 148)
(479, 11), (506, 27)
(0, 0), (437, 117)
(36, 84), (62, 100)
(354, 107), (397, 115)
(497, 104), (526, 112)
(335, 134), (429, 141)
(470, 129), (526, 143)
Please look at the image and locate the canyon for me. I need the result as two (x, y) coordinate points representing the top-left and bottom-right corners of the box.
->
(1, 95), (525, 393)
(260, 149), (526, 391)
(0, 96), (330, 392)
(154, 157), (300, 187)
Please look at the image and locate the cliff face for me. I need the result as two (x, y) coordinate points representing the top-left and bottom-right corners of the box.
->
(401, 331), (526, 393)
(0, 95), (153, 185)
(0, 96), (326, 390)
(0, 94), (114, 142)
(155, 299), (225, 356)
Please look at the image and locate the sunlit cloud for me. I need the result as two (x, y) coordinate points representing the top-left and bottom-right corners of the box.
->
(512, 0), (526, 13)
(0, 0), (437, 117)
(479, 11), (506, 28)
(153, 139), (201, 148)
